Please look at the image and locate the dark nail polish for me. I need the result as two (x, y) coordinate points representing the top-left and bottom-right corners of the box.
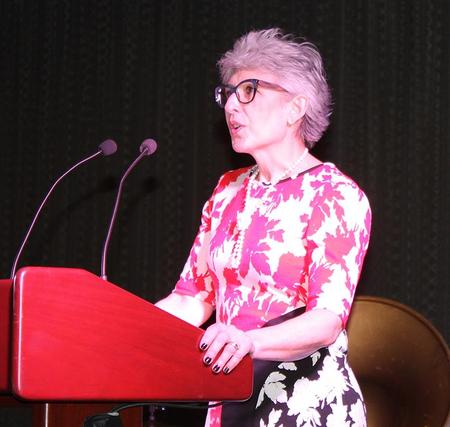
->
(212, 364), (221, 373)
(223, 367), (230, 374)
(204, 357), (212, 365)
(200, 342), (208, 350)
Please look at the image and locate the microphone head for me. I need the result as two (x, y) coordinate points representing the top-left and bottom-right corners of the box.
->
(99, 139), (118, 156)
(140, 138), (157, 156)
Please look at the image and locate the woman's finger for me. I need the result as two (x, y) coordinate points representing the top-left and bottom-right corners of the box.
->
(201, 328), (230, 366)
(222, 338), (254, 374)
(209, 341), (242, 373)
(199, 323), (225, 352)
(199, 323), (254, 373)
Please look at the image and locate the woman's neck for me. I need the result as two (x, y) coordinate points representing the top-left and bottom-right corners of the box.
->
(252, 140), (318, 184)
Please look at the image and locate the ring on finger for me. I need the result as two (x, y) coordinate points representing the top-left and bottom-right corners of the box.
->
(229, 341), (239, 351)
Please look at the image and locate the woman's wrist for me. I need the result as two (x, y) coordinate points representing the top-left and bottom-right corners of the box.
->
(245, 329), (258, 357)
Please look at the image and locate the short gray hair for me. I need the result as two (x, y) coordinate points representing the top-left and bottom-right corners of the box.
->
(218, 28), (332, 147)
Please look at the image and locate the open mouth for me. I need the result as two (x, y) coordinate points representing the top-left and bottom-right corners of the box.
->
(229, 121), (243, 133)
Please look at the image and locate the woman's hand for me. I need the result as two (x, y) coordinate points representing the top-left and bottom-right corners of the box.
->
(199, 323), (254, 374)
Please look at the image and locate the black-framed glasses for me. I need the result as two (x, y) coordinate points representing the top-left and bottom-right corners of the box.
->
(214, 78), (289, 108)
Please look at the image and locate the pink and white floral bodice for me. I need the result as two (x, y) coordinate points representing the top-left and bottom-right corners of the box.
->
(174, 163), (371, 330)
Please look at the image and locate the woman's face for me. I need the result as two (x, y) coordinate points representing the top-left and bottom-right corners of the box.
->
(224, 69), (293, 156)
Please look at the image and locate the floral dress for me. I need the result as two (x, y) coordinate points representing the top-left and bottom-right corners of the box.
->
(174, 163), (371, 427)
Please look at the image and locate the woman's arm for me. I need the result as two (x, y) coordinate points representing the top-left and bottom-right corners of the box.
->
(155, 293), (214, 327)
(247, 308), (341, 360)
(199, 308), (341, 373)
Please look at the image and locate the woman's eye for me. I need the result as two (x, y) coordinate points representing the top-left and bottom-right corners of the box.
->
(238, 83), (255, 100)
(243, 84), (254, 95)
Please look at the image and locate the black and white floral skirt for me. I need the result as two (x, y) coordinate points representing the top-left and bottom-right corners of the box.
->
(220, 310), (367, 427)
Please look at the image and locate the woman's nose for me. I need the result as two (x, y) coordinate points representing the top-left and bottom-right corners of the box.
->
(224, 93), (240, 113)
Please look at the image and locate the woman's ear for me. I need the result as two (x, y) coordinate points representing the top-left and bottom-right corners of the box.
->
(288, 95), (308, 126)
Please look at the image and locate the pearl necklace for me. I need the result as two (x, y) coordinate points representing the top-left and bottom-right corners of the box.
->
(258, 147), (309, 186)
(231, 148), (309, 268)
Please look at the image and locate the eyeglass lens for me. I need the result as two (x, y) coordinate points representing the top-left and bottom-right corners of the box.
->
(216, 80), (257, 107)
(232, 81), (257, 104)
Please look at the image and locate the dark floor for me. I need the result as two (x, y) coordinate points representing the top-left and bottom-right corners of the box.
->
(0, 405), (206, 427)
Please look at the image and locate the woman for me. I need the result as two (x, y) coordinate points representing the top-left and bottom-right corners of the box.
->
(156, 28), (371, 427)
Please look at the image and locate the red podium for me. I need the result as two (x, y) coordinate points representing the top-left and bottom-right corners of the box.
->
(0, 267), (253, 426)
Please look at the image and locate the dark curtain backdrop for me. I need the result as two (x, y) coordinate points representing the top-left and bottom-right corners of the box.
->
(0, 0), (448, 425)
(1, 0), (448, 335)
(0, 0), (448, 372)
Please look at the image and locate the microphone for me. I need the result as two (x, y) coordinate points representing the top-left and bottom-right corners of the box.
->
(99, 139), (118, 156)
(140, 138), (157, 156)
(100, 139), (157, 280)
(10, 140), (118, 279)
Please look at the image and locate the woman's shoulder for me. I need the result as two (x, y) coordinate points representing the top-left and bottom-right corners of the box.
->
(204, 166), (253, 204)
(215, 166), (253, 189)
(307, 162), (364, 191)
(305, 163), (371, 229)
(304, 162), (370, 207)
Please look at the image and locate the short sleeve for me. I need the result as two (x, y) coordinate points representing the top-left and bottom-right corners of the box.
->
(304, 181), (371, 326)
(173, 194), (216, 306)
